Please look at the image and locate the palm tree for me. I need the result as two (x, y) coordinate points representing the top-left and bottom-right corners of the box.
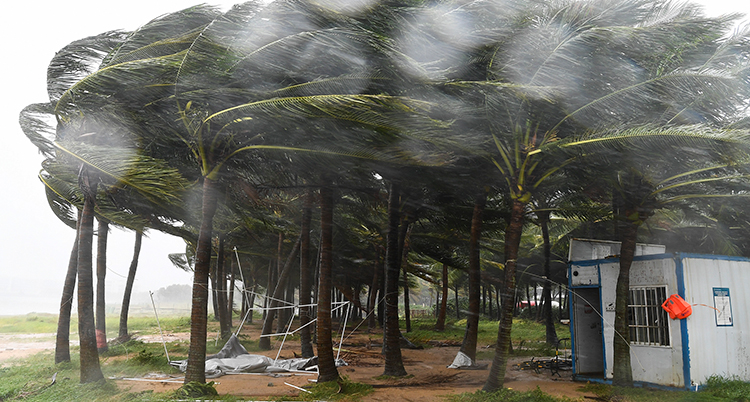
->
(56, 215), (79, 364)
(299, 189), (316, 358)
(317, 183), (340, 382)
(95, 218), (109, 352)
(118, 230), (143, 340)
(382, 183), (407, 377)
(75, 164), (104, 383)
(434, 262), (449, 331)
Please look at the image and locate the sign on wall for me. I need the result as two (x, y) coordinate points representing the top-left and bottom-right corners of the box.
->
(713, 287), (733, 327)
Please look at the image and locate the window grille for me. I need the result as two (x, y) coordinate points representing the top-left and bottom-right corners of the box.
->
(628, 287), (670, 346)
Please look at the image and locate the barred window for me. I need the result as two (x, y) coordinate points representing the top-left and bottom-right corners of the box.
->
(628, 287), (670, 346)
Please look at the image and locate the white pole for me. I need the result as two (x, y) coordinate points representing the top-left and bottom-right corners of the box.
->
(274, 308), (297, 364)
(149, 291), (170, 363)
(336, 302), (351, 361)
(233, 247), (254, 335)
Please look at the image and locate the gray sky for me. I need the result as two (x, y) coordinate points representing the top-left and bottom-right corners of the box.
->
(1, 0), (748, 316)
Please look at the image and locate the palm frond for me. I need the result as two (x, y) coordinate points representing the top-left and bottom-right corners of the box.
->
(19, 103), (56, 157)
(53, 141), (189, 207)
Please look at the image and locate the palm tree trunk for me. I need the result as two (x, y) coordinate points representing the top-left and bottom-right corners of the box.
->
(483, 198), (524, 391)
(495, 284), (500, 321)
(455, 283), (460, 320)
(434, 263), (448, 331)
(482, 285), (486, 316)
(382, 183), (407, 377)
(55, 220), (79, 364)
(118, 231), (142, 339)
(403, 266), (411, 332)
(459, 191), (486, 363)
(367, 250), (381, 332)
(317, 184), (340, 383)
(211, 259), (219, 321)
(263, 258), (272, 321)
(613, 220), (638, 386)
(77, 171), (103, 383)
(300, 189), (315, 358)
(488, 285), (493, 318)
(247, 285), (256, 324)
(275, 233), (285, 334)
(539, 212), (558, 346)
(185, 177), (220, 384)
(259, 235), (301, 349)
(95, 218), (109, 352)
(217, 234), (231, 339)
(399, 222), (412, 333)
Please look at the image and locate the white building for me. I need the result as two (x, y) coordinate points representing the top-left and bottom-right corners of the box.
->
(568, 239), (750, 389)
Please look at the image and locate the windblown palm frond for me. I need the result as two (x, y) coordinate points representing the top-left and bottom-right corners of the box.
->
(101, 4), (222, 67)
(47, 30), (129, 103)
(19, 103), (56, 157)
(555, 126), (750, 164)
(53, 141), (189, 207)
(39, 169), (79, 229)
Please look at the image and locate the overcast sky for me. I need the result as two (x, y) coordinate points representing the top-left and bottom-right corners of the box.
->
(1, 0), (748, 316)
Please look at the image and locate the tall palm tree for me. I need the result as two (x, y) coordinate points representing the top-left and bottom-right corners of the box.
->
(382, 183), (407, 377)
(299, 189), (316, 358)
(95, 218), (109, 352)
(457, 190), (486, 364)
(118, 230), (143, 340)
(75, 164), (104, 383)
(317, 183), (340, 382)
(56, 214), (79, 364)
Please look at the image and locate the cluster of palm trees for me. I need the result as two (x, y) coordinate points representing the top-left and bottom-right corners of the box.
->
(19, 0), (750, 392)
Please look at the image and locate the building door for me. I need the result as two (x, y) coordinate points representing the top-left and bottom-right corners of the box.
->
(572, 287), (604, 376)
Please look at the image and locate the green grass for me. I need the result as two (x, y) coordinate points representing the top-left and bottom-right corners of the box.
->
(0, 313), (197, 341)
(406, 317), (568, 358)
(284, 376), (373, 401)
(0, 353), (132, 402)
(579, 379), (750, 402)
(449, 379), (750, 402)
(447, 387), (577, 402)
(702, 375), (750, 401)
(0, 353), (240, 402)
(0, 313), (59, 334)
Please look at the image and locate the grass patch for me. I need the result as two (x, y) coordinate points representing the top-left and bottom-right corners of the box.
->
(0, 353), (140, 402)
(99, 339), (183, 378)
(294, 377), (373, 401)
(702, 375), (750, 401)
(0, 313), (200, 341)
(0, 313), (59, 334)
(406, 317), (568, 357)
(448, 387), (577, 402)
(578, 379), (750, 402)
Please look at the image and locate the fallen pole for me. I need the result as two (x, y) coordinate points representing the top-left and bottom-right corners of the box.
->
(149, 291), (170, 363)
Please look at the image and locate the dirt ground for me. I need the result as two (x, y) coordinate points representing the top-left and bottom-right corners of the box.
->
(0, 333), (58, 366)
(1, 328), (597, 401)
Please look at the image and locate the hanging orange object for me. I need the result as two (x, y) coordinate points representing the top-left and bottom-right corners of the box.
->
(662, 294), (692, 319)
